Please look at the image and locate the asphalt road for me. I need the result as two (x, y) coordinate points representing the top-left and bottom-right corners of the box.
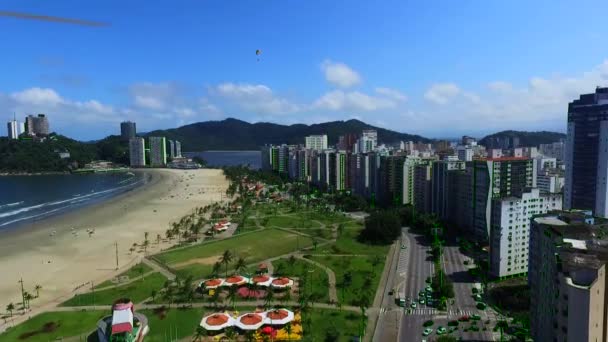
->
(399, 228), (436, 342)
(397, 230), (498, 342)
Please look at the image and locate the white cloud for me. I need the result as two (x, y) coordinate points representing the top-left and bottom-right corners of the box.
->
(313, 90), (397, 111)
(134, 95), (165, 110)
(424, 83), (461, 104)
(321, 60), (362, 88)
(375, 87), (408, 102)
(11, 87), (64, 106)
(212, 82), (301, 114)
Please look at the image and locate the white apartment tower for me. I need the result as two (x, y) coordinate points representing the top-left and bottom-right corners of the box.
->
(305, 135), (328, 151)
(489, 188), (562, 278)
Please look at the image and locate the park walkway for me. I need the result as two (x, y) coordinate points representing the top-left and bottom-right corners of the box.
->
(50, 300), (361, 313)
(142, 257), (176, 280)
(296, 255), (338, 303)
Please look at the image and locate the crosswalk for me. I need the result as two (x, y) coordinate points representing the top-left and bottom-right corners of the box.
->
(400, 308), (484, 317)
(405, 308), (437, 315)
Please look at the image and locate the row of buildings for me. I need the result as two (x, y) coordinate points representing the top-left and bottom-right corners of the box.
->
(261, 87), (608, 341)
(6, 114), (50, 139)
(262, 135), (563, 280)
(128, 136), (182, 167)
(122, 121), (184, 168)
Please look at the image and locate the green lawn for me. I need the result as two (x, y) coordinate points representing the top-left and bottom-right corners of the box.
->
(140, 307), (207, 341)
(303, 309), (364, 341)
(272, 257), (330, 303)
(311, 255), (385, 305)
(60, 272), (167, 306)
(0, 310), (106, 342)
(95, 263), (153, 289)
(154, 229), (314, 279)
(318, 224), (390, 255)
(265, 215), (322, 229)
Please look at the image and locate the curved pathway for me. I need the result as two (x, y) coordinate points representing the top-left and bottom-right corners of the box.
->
(295, 255), (338, 303)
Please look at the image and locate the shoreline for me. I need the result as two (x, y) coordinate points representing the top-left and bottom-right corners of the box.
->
(0, 168), (228, 312)
(0, 170), (150, 233)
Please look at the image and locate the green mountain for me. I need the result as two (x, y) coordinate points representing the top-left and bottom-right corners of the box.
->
(145, 118), (432, 151)
(0, 134), (128, 173)
(479, 130), (566, 148)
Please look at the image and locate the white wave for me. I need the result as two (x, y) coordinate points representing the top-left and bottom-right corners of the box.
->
(0, 207), (66, 227)
(0, 201), (24, 209)
(0, 179), (144, 219)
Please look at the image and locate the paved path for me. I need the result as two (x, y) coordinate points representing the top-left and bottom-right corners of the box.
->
(296, 255), (338, 303)
(50, 300), (360, 313)
(142, 257), (176, 280)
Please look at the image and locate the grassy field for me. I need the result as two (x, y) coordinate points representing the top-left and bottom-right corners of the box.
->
(311, 255), (385, 305)
(60, 272), (167, 306)
(272, 257), (330, 303)
(303, 308), (363, 341)
(317, 223), (390, 255)
(94, 263), (153, 289)
(154, 229), (314, 279)
(0, 310), (106, 342)
(265, 215), (322, 229)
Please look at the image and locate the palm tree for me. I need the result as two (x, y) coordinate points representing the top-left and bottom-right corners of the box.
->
(235, 257), (247, 274)
(34, 284), (42, 298)
(220, 250), (233, 278)
(285, 322), (293, 340)
(23, 292), (33, 309)
(264, 288), (274, 309)
(6, 303), (14, 317)
(193, 325), (206, 341)
(227, 285), (237, 309)
(212, 261), (222, 278)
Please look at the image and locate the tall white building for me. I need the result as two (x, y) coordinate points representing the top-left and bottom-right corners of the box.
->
(359, 130), (377, 153)
(7, 119), (19, 139)
(489, 188), (562, 278)
(456, 146), (473, 161)
(539, 141), (565, 160)
(305, 135), (328, 151)
(175, 140), (182, 158)
(537, 174), (564, 194)
(129, 137), (146, 167)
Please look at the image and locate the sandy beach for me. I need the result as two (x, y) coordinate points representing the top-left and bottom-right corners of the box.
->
(0, 168), (228, 311)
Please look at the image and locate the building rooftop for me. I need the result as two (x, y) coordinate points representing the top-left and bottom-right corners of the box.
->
(478, 157), (530, 162)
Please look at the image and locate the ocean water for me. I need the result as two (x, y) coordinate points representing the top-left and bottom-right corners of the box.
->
(0, 172), (148, 230)
(184, 151), (261, 169)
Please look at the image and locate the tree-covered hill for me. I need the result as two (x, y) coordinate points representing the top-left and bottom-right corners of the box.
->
(144, 118), (432, 151)
(479, 130), (565, 148)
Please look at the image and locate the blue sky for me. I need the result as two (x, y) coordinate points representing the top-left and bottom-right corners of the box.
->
(2, 0), (608, 140)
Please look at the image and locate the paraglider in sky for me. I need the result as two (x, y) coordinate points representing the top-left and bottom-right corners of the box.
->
(256, 49), (261, 61)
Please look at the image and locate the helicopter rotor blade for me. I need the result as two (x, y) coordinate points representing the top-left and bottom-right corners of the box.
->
(0, 10), (108, 27)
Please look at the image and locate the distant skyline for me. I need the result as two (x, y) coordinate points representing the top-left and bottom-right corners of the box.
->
(1, 1), (608, 140)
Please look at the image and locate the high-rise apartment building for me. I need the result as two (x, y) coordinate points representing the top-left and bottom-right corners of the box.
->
(432, 160), (466, 220)
(488, 188), (562, 278)
(129, 137), (146, 167)
(537, 174), (564, 194)
(25, 114), (49, 136)
(471, 158), (537, 239)
(564, 87), (608, 217)
(168, 140), (175, 159)
(175, 141), (182, 158)
(149, 137), (167, 167)
(529, 211), (608, 342)
(413, 163), (433, 214)
(305, 135), (328, 151)
(7, 119), (19, 139)
(540, 141), (565, 160)
(120, 121), (136, 141)
(359, 130), (378, 153)
(457, 146), (473, 161)
(338, 134), (357, 152)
